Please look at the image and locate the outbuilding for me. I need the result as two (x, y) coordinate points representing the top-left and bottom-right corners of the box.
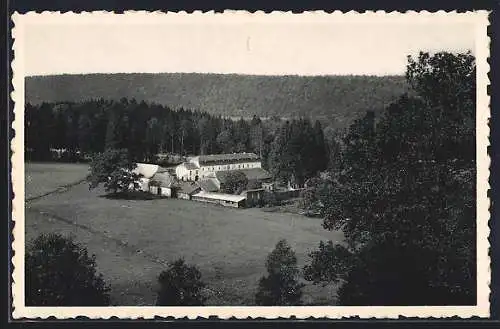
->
(191, 191), (246, 208)
(149, 171), (176, 197)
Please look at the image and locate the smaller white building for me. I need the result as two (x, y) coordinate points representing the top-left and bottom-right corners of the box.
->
(132, 163), (160, 191)
(149, 172), (176, 197)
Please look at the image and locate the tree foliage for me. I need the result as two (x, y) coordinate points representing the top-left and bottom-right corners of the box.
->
(304, 51), (476, 305)
(156, 259), (207, 306)
(268, 118), (329, 186)
(88, 148), (142, 194)
(26, 233), (110, 306)
(221, 170), (248, 194)
(255, 239), (305, 305)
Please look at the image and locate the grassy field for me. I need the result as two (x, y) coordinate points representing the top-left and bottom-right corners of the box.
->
(25, 162), (90, 200)
(25, 162), (344, 306)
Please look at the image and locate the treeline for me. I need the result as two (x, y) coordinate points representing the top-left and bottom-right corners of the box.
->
(25, 99), (330, 184)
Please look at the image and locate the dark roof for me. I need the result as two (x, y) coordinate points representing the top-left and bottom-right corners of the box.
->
(216, 168), (272, 184)
(196, 179), (220, 192)
(198, 153), (260, 165)
(181, 163), (199, 170)
(177, 182), (201, 195)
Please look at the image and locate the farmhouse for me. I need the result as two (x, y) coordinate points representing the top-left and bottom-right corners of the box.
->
(175, 152), (262, 182)
(132, 157), (276, 208)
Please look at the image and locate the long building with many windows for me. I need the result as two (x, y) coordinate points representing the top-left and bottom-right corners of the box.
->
(175, 152), (262, 182)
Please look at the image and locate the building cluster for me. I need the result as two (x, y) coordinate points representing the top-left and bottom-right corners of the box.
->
(134, 153), (276, 208)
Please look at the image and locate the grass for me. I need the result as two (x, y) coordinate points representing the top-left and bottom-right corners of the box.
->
(25, 163), (344, 306)
(25, 162), (90, 200)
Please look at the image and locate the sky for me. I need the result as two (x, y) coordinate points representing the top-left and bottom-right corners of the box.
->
(17, 11), (483, 76)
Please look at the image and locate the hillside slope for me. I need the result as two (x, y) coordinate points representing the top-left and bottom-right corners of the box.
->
(25, 73), (410, 128)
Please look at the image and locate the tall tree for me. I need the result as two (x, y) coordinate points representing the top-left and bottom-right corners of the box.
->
(303, 51), (476, 305)
(88, 148), (142, 194)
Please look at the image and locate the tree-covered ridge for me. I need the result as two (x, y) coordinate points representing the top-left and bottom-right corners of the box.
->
(25, 73), (409, 128)
(25, 99), (330, 186)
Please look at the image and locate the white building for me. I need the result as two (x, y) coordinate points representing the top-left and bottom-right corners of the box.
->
(175, 152), (262, 181)
(132, 163), (160, 191)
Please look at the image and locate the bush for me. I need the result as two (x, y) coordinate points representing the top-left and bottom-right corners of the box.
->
(261, 191), (280, 207)
(25, 233), (110, 306)
(156, 259), (207, 306)
(255, 239), (304, 305)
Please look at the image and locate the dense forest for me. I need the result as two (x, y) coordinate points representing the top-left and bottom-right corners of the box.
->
(25, 73), (409, 128)
(25, 100), (330, 185)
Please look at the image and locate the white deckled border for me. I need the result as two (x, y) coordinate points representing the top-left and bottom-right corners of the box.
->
(11, 10), (491, 319)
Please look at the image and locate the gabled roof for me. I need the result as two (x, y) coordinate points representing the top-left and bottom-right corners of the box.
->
(134, 163), (159, 179)
(150, 172), (176, 188)
(198, 153), (260, 165)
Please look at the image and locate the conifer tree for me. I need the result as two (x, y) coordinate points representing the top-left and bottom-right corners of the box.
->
(255, 239), (304, 306)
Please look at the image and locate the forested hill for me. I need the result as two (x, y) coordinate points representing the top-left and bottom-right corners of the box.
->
(25, 73), (410, 128)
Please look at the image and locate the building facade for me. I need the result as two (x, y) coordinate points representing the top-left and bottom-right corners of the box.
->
(176, 153), (262, 182)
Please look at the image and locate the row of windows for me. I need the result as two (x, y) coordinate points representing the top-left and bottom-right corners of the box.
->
(184, 162), (260, 178)
(199, 163), (258, 171)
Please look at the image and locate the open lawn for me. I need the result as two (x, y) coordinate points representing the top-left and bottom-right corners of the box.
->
(25, 163), (344, 305)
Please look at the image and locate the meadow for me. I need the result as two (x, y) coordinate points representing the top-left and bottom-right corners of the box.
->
(25, 163), (344, 305)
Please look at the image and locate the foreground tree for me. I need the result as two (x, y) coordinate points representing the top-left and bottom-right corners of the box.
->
(87, 148), (142, 194)
(26, 233), (110, 306)
(304, 51), (476, 305)
(156, 259), (207, 306)
(255, 239), (304, 305)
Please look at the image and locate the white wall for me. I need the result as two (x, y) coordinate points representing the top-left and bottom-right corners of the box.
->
(178, 160), (261, 181)
(160, 187), (172, 197)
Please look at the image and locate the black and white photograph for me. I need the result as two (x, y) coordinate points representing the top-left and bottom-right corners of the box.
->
(11, 11), (490, 318)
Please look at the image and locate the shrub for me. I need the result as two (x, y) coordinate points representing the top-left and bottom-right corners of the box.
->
(25, 233), (110, 306)
(156, 259), (207, 306)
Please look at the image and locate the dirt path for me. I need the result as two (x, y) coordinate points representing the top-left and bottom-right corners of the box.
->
(26, 179), (88, 202)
